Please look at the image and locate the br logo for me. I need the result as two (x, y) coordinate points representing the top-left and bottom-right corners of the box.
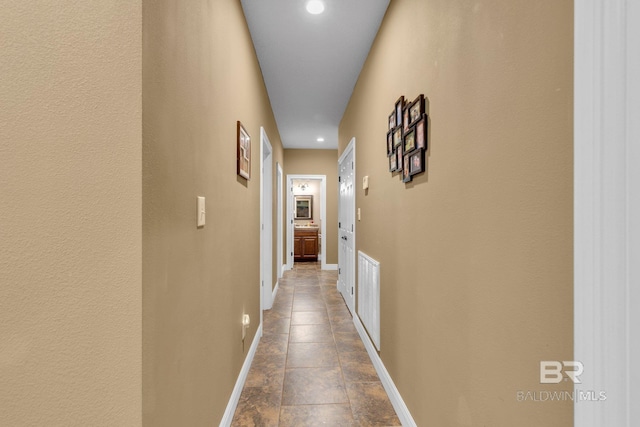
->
(540, 361), (584, 384)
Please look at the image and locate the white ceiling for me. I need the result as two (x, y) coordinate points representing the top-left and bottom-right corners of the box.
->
(241, 0), (390, 149)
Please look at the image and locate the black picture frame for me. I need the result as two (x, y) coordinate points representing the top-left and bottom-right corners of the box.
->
(409, 149), (425, 176)
(404, 127), (416, 153)
(402, 153), (412, 182)
(415, 115), (428, 150)
(395, 96), (405, 126)
(396, 144), (403, 172)
(389, 151), (398, 172)
(408, 94), (425, 126)
(393, 127), (403, 148)
(389, 111), (396, 130)
(403, 106), (410, 134)
(387, 130), (394, 155)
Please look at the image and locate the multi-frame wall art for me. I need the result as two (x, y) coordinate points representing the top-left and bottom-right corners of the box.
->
(387, 94), (428, 183)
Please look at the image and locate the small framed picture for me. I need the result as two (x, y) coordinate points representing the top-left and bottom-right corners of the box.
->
(409, 94), (425, 126)
(409, 149), (425, 176)
(395, 96), (405, 126)
(237, 121), (251, 180)
(415, 115), (428, 150)
(393, 127), (403, 148)
(396, 144), (403, 172)
(403, 107), (410, 134)
(387, 130), (394, 155)
(404, 128), (416, 153)
(389, 151), (397, 172)
(402, 153), (412, 183)
(389, 111), (396, 130)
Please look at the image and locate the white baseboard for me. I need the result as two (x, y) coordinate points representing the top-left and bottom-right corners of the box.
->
(353, 315), (416, 427)
(281, 264), (288, 275)
(219, 323), (262, 427)
(323, 263), (338, 271)
(272, 281), (279, 302)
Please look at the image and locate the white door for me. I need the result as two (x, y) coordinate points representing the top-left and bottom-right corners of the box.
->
(338, 139), (355, 314)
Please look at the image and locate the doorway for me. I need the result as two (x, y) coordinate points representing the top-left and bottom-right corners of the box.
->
(286, 175), (327, 270)
(276, 163), (283, 279)
(338, 138), (356, 314)
(260, 127), (273, 322)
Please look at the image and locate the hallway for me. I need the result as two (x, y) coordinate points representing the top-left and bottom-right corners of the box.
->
(231, 263), (400, 426)
(6, 1), (613, 425)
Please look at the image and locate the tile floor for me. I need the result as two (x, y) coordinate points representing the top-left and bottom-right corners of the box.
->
(231, 262), (401, 427)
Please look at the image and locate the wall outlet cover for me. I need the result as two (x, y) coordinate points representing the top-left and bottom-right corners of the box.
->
(197, 196), (206, 227)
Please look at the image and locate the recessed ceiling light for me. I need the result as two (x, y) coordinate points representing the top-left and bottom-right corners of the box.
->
(306, 0), (325, 15)
(316, 137), (325, 142)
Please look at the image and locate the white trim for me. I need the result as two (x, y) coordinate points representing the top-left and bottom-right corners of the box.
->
(276, 163), (283, 280)
(219, 324), (262, 427)
(281, 263), (288, 275)
(323, 263), (338, 271)
(337, 137), (355, 165)
(574, 1), (639, 426)
(286, 174), (327, 270)
(353, 315), (416, 427)
(260, 127), (273, 315)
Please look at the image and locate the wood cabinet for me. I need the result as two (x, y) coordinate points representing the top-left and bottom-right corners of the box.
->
(294, 228), (318, 261)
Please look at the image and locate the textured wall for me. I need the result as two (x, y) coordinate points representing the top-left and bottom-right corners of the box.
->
(284, 150), (339, 265)
(142, 0), (283, 424)
(339, 0), (573, 425)
(0, 1), (142, 426)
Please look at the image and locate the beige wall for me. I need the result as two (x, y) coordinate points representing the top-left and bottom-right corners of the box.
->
(143, 0), (283, 425)
(284, 150), (339, 265)
(0, 1), (142, 426)
(339, 0), (573, 425)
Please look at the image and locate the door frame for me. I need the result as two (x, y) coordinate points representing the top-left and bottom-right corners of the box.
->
(260, 127), (273, 322)
(337, 137), (356, 314)
(574, 1), (639, 425)
(276, 163), (284, 279)
(286, 174), (327, 270)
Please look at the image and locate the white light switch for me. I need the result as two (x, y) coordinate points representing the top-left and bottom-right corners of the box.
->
(197, 196), (206, 227)
(242, 314), (250, 340)
(357, 208), (361, 221)
(363, 176), (369, 190)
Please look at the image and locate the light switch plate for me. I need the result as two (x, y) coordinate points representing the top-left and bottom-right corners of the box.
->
(363, 176), (369, 190)
(197, 196), (205, 227)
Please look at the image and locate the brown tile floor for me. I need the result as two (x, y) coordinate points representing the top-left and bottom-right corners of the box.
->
(232, 262), (401, 427)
